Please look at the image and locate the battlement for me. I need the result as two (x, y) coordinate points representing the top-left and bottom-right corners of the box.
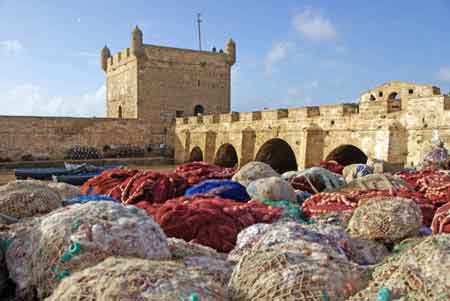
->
(106, 48), (135, 70)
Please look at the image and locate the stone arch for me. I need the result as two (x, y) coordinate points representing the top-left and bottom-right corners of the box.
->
(214, 143), (238, 167)
(255, 138), (298, 174)
(189, 146), (203, 162)
(194, 104), (205, 115)
(326, 144), (368, 166)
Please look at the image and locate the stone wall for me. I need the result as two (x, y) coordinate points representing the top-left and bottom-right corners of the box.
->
(0, 116), (163, 160)
(174, 90), (450, 169)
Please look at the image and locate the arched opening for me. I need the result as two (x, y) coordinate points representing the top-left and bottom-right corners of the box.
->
(255, 138), (298, 174)
(189, 146), (203, 162)
(369, 94), (376, 101)
(326, 145), (368, 166)
(214, 143), (238, 167)
(388, 92), (400, 101)
(194, 104), (204, 115)
(118, 106), (123, 118)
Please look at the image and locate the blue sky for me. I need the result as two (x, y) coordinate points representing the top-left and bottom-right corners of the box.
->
(1, 0), (450, 117)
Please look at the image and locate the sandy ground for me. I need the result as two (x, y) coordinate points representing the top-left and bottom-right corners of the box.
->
(0, 164), (178, 185)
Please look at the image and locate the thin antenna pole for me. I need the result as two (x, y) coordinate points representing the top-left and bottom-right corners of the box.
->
(197, 13), (202, 50)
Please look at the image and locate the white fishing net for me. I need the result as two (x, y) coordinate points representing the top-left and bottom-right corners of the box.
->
(47, 257), (229, 301)
(347, 196), (422, 243)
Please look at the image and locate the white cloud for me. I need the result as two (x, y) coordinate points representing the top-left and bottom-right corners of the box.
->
(265, 41), (294, 73)
(0, 84), (106, 117)
(437, 67), (450, 82)
(0, 40), (24, 55)
(293, 8), (337, 41)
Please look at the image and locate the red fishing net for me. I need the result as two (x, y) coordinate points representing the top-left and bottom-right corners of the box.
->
(174, 162), (236, 186)
(109, 171), (187, 204)
(431, 202), (450, 234)
(80, 169), (187, 205)
(136, 195), (283, 252)
(302, 188), (436, 226)
(318, 160), (344, 175)
(80, 169), (138, 195)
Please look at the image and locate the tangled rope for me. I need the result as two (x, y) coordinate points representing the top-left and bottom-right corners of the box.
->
(136, 195), (282, 252)
(174, 162), (236, 186)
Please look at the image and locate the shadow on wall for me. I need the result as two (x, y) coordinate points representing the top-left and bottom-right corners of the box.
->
(255, 138), (298, 174)
(214, 143), (238, 168)
(325, 144), (367, 166)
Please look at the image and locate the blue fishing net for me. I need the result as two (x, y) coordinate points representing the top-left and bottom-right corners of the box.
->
(185, 179), (250, 202)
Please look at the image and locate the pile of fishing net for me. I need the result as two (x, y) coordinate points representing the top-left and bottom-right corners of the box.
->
(80, 168), (137, 195)
(62, 194), (117, 206)
(64, 146), (102, 160)
(184, 179), (250, 202)
(318, 160), (344, 174)
(5, 201), (170, 299)
(174, 162), (236, 185)
(232, 161), (279, 187)
(228, 222), (389, 266)
(47, 257), (229, 301)
(260, 199), (308, 223)
(228, 227), (371, 300)
(431, 202), (450, 234)
(339, 173), (412, 192)
(167, 238), (234, 285)
(347, 196), (422, 243)
(421, 145), (449, 169)
(136, 195), (283, 252)
(108, 171), (187, 204)
(81, 169), (187, 205)
(289, 167), (344, 194)
(47, 182), (80, 199)
(303, 188), (434, 225)
(348, 234), (450, 300)
(167, 237), (227, 260)
(342, 163), (373, 183)
(247, 177), (297, 203)
(17, 180), (81, 200)
(0, 181), (62, 221)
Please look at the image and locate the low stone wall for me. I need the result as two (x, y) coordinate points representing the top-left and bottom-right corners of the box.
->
(0, 116), (165, 161)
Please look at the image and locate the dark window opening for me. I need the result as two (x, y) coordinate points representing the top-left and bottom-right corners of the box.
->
(379, 91), (383, 97)
(194, 104), (205, 115)
(369, 94), (376, 101)
(198, 80), (201, 87)
(118, 106), (123, 118)
(388, 92), (401, 101)
(409, 89), (414, 95)
(330, 120), (335, 126)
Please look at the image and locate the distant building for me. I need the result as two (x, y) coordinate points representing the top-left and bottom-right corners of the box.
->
(101, 26), (236, 134)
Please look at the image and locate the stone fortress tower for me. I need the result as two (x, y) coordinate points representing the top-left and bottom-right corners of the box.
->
(101, 26), (236, 135)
